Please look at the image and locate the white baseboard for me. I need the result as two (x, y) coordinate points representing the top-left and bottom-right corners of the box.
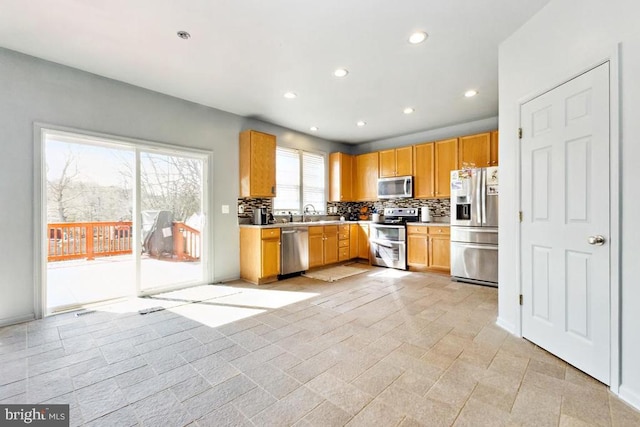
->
(619, 385), (640, 411)
(0, 313), (35, 328)
(496, 317), (518, 335)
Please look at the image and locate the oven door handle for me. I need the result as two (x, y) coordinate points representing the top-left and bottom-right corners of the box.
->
(370, 239), (397, 249)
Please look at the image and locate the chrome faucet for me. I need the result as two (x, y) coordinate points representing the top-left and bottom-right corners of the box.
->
(303, 204), (316, 222)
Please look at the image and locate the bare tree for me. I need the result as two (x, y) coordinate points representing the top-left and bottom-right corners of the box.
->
(123, 153), (202, 221)
(47, 151), (81, 222)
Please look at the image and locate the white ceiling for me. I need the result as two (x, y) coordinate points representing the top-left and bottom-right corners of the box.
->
(0, 0), (549, 144)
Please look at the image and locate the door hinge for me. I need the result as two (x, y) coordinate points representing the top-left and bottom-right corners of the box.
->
(519, 294), (523, 306)
(519, 211), (523, 222)
(518, 128), (523, 139)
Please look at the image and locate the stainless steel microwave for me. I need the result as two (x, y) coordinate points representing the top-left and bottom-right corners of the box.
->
(377, 176), (413, 199)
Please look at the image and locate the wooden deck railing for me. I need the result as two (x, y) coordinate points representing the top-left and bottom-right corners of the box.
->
(173, 222), (201, 261)
(47, 221), (201, 262)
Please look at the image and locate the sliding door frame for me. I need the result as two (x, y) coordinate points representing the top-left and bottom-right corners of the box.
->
(34, 123), (214, 317)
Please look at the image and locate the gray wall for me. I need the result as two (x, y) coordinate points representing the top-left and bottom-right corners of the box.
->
(0, 48), (349, 325)
(498, 0), (640, 408)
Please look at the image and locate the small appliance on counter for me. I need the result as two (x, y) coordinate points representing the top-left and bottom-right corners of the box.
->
(420, 206), (431, 223)
(253, 207), (268, 225)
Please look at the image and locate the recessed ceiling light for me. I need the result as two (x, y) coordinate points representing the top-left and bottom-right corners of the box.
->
(283, 92), (297, 99)
(403, 107), (415, 115)
(333, 68), (349, 78)
(464, 90), (478, 98)
(177, 31), (191, 40)
(310, 126), (319, 132)
(357, 121), (366, 127)
(408, 31), (428, 44)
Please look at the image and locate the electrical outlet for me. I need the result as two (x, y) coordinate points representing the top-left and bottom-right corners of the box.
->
(238, 205), (244, 214)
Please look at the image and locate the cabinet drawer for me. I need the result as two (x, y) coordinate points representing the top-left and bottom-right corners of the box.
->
(338, 232), (349, 240)
(339, 224), (350, 234)
(338, 247), (349, 261)
(338, 239), (349, 248)
(324, 225), (339, 234)
(308, 226), (324, 235)
(427, 226), (450, 236)
(261, 228), (280, 239)
(407, 225), (428, 235)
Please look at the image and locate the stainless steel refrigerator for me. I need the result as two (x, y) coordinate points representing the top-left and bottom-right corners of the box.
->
(450, 167), (498, 286)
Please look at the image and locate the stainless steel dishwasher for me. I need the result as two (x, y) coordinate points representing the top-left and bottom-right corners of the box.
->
(280, 227), (309, 275)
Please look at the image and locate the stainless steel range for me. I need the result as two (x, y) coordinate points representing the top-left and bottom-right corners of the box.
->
(369, 208), (419, 270)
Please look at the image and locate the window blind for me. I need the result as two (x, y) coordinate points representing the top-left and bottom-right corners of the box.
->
(273, 147), (300, 212)
(273, 147), (325, 214)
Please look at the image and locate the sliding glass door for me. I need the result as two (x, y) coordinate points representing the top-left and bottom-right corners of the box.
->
(43, 129), (209, 313)
(139, 150), (205, 292)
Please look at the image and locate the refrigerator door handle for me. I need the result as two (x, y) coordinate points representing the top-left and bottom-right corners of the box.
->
(480, 169), (486, 225)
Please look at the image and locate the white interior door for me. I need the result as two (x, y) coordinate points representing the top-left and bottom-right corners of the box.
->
(520, 63), (610, 384)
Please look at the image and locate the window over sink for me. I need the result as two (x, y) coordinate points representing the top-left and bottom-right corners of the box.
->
(273, 147), (325, 214)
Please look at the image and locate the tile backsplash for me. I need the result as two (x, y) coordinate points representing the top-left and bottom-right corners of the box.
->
(238, 197), (450, 222)
(327, 198), (450, 219)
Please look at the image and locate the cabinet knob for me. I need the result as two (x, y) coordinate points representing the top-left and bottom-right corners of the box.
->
(487, 162), (490, 165)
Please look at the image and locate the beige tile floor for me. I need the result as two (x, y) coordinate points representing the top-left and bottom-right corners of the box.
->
(1, 265), (639, 426)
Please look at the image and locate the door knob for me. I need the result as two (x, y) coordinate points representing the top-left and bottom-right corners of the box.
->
(588, 235), (605, 246)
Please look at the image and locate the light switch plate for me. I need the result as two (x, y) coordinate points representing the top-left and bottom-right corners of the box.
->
(238, 205), (244, 214)
(221, 205), (230, 214)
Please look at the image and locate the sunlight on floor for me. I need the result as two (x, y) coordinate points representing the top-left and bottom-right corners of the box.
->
(366, 269), (413, 279)
(93, 284), (319, 329)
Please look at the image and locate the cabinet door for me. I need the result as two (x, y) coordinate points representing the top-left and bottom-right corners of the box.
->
(434, 138), (458, 198)
(413, 143), (435, 198)
(458, 132), (490, 169)
(308, 228), (324, 268)
(379, 149), (396, 178)
(428, 235), (450, 271)
(251, 131), (276, 197)
(355, 152), (379, 201)
(329, 152), (353, 202)
(240, 130), (276, 198)
(323, 226), (339, 265)
(407, 234), (428, 268)
(395, 146), (413, 176)
(357, 224), (369, 259)
(349, 224), (359, 259)
(261, 238), (280, 277)
(355, 151), (378, 201)
(490, 130), (499, 166)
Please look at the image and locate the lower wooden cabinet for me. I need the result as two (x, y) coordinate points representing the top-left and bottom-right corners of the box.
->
(406, 225), (450, 273)
(407, 225), (428, 269)
(427, 226), (450, 272)
(357, 224), (369, 260)
(338, 225), (350, 261)
(309, 225), (339, 267)
(240, 227), (281, 284)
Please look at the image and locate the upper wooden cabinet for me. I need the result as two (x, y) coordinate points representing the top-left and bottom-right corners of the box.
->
(354, 152), (379, 201)
(329, 152), (354, 202)
(379, 146), (413, 177)
(458, 132), (491, 169)
(239, 130), (276, 198)
(413, 142), (435, 198)
(490, 130), (499, 166)
(434, 138), (458, 198)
